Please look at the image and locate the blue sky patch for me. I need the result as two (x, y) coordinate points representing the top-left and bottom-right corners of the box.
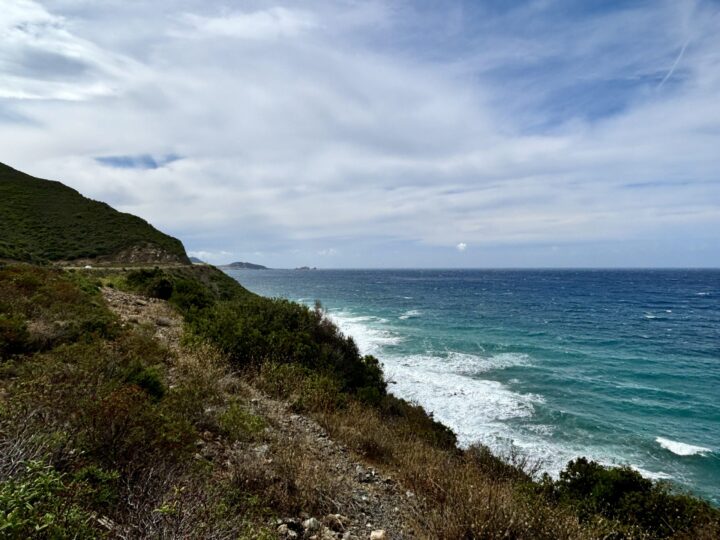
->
(95, 154), (181, 170)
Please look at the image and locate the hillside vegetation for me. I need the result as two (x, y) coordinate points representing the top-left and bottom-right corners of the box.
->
(1, 263), (718, 539)
(0, 162), (189, 264)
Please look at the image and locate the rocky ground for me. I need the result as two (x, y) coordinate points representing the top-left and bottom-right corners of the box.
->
(101, 287), (419, 540)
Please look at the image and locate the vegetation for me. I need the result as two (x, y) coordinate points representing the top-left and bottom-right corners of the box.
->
(0, 266), (273, 537)
(0, 162), (188, 264)
(1, 263), (718, 538)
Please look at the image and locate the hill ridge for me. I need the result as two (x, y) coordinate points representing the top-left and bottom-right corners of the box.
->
(0, 161), (189, 265)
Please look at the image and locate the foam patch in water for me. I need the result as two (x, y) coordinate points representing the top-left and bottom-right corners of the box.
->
(328, 311), (403, 355)
(656, 437), (712, 456)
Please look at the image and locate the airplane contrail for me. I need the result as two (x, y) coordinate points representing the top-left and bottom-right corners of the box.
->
(658, 39), (690, 88)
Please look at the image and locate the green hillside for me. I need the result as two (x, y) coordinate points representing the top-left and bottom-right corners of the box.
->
(0, 162), (189, 264)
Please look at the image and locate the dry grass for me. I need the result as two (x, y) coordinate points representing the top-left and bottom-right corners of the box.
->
(315, 403), (589, 539)
(225, 431), (344, 518)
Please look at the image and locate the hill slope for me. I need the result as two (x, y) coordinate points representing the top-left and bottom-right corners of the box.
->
(0, 162), (189, 264)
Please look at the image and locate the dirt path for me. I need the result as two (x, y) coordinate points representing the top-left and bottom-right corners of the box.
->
(101, 288), (418, 540)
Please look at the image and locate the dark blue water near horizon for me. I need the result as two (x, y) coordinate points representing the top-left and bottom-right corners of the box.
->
(224, 268), (720, 503)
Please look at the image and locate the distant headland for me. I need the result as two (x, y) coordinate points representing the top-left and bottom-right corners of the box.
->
(225, 261), (268, 269)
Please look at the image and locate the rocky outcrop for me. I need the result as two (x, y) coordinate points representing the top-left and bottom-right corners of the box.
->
(61, 242), (190, 267)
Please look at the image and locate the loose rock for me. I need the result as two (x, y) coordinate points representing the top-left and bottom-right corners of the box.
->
(303, 517), (322, 533)
(324, 513), (350, 532)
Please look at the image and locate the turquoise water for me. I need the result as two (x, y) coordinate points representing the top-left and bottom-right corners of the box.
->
(224, 268), (720, 503)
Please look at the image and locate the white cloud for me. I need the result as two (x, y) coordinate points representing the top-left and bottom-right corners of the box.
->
(456, 243), (467, 252)
(0, 0), (142, 100)
(1, 0), (719, 267)
(178, 8), (316, 40)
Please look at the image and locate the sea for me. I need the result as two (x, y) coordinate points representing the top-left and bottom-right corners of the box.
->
(224, 268), (720, 504)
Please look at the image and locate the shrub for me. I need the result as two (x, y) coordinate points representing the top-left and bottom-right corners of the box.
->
(72, 465), (120, 511)
(218, 403), (265, 442)
(0, 315), (29, 359)
(380, 394), (457, 450)
(553, 457), (720, 537)
(255, 362), (346, 413)
(0, 265), (117, 354)
(169, 277), (214, 314)
(0, 461), (100, 539)
(126, 268), (173, 299)
(125, 364), (165, 401)
(81, 385), (195, 470)
(190, 295), (387, 396)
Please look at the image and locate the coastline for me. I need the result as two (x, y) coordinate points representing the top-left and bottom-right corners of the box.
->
(223, 266), (720, 505)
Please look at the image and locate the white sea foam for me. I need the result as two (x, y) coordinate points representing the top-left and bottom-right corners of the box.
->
(383, 354), (543, 447)
(631, 466), (674, 481)
(399, 309), (422, 320)
(327, 312), (403, 355)
(656, 437), (712, 456)
(405, 350), (531, 375)
(328, 308), (681, 485)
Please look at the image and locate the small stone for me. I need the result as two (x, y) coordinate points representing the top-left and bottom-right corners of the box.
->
(369, 531), (387, 540)
(324, 514), (350, 532)
(277, 524), (298, 539)
(155, 317), (172, 327)
(303, 517), (322, 533)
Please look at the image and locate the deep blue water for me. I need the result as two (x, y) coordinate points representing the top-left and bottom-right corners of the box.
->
(224, 268), (720, 503)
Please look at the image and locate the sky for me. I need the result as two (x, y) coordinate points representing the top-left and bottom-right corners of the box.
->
(1, 0), (719, 268)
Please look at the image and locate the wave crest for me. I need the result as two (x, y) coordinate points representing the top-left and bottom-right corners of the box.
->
(656, 437), (711, 456)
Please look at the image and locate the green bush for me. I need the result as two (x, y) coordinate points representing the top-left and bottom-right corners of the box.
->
(72, 465), (120, 510)
(380, 394), (457, 450)
(125, 364), (166, 400)
(552, 457), (720, 537)
(0, 265), (117, 354)
(81, 385), (195, 469)
(218, 403), (265, 442)
(189, 296), (387, 396)
(0, 315), (29, 359)
(0, 461), (100, 539)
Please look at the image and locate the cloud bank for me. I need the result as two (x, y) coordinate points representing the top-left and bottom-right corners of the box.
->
(1, 0), (718, 267)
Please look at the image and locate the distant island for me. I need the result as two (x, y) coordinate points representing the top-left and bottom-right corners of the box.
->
(227, 261), (268, 269)
(295, 266), (317, 271)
